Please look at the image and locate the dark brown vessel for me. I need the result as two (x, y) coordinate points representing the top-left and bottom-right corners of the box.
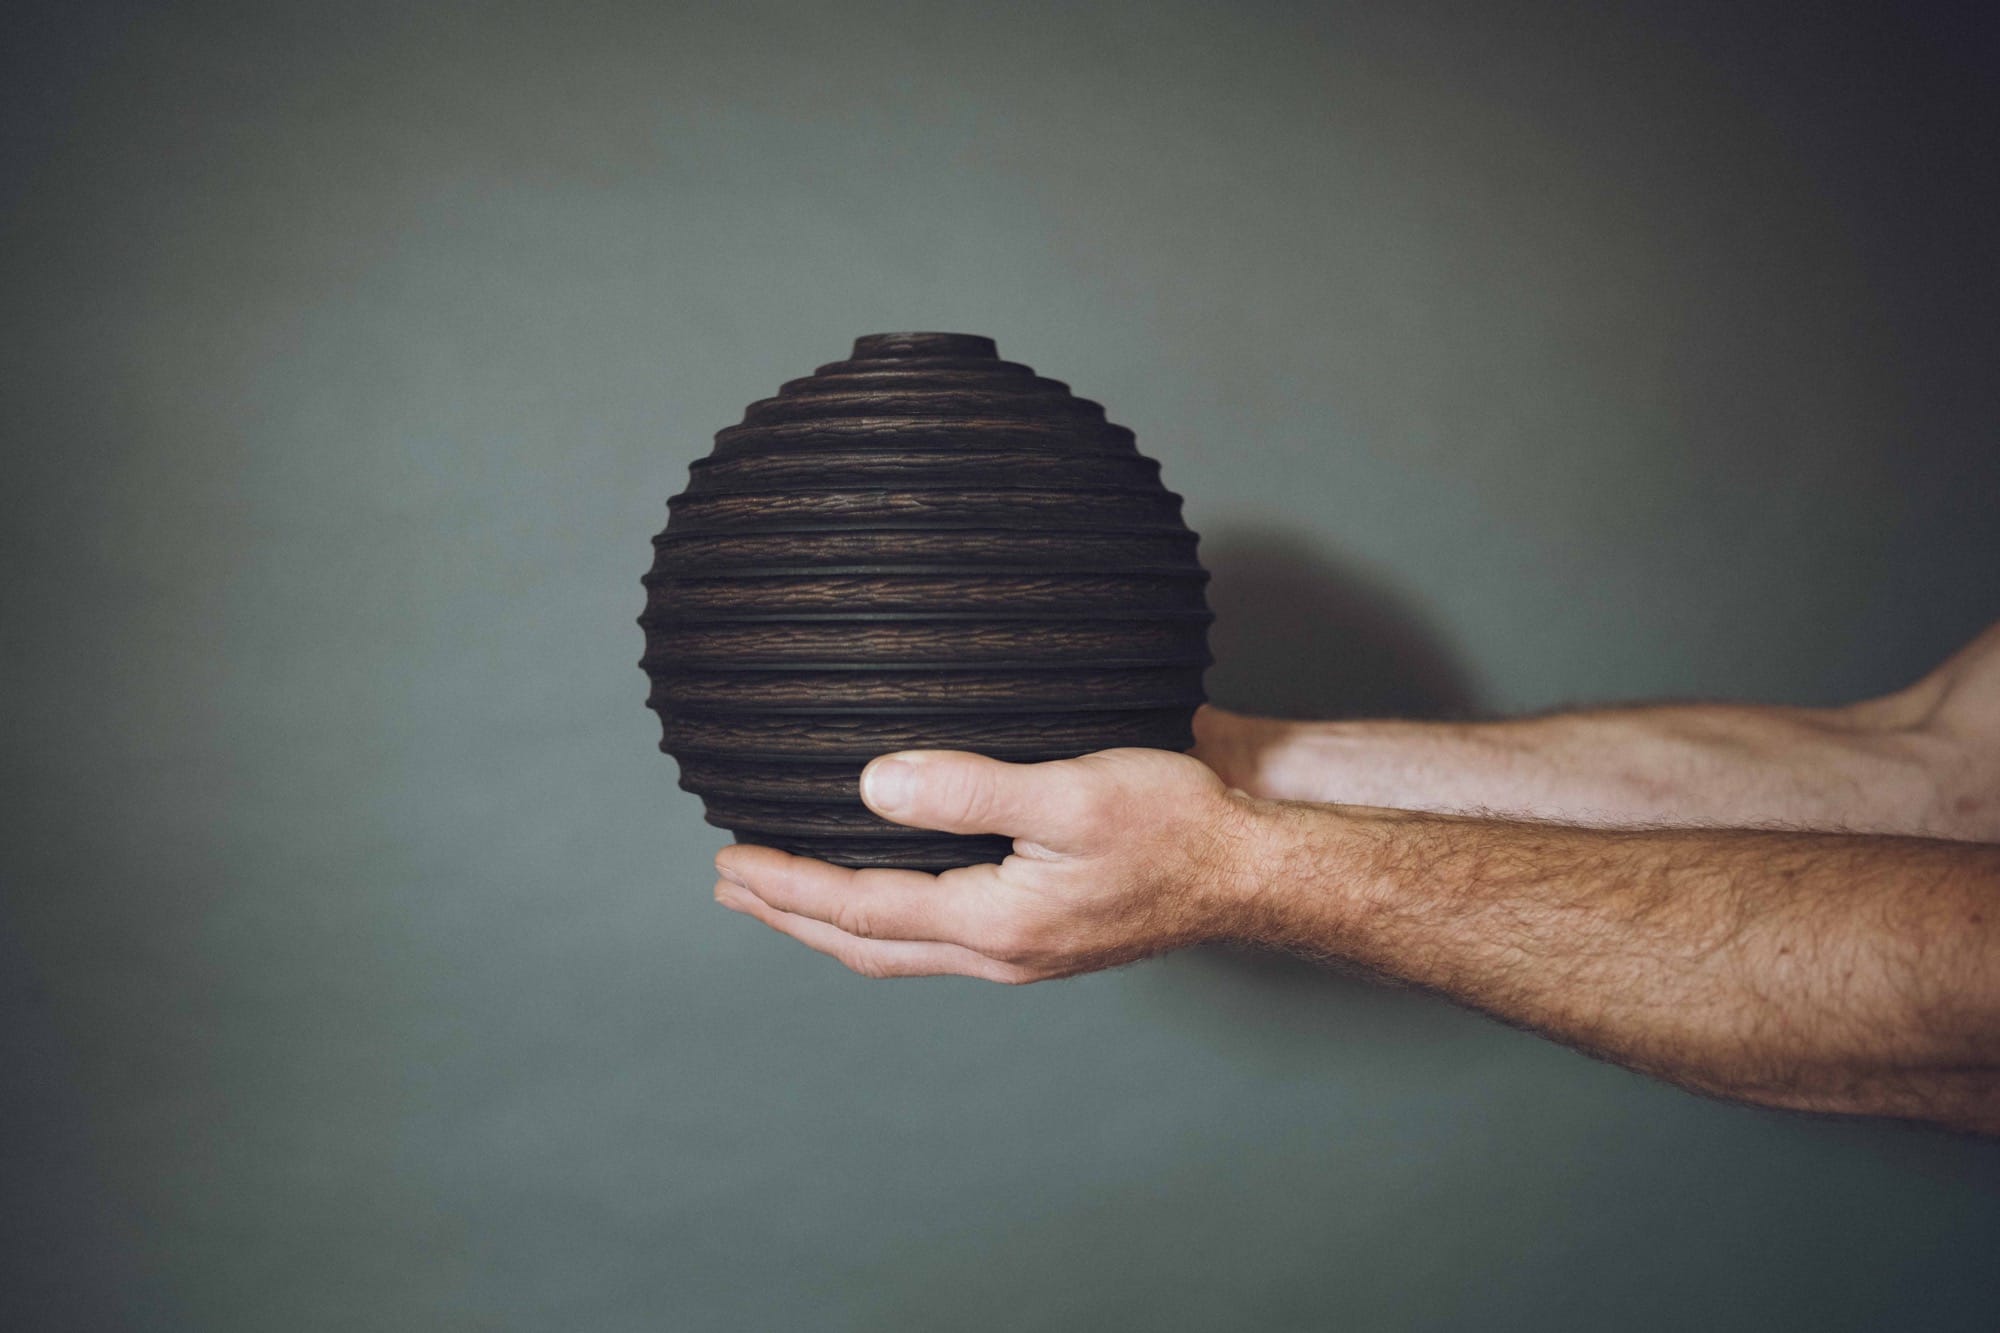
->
(639, 332), (1211, 870)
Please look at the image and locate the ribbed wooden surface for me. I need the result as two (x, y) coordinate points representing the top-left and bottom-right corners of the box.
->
(639, 332), (1212, 869)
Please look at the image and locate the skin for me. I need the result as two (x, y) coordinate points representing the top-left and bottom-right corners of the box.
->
(714, 622), (2000, 1134)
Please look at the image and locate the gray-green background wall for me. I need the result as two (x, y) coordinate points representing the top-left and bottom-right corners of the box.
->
(6, 2), (1998, 1328)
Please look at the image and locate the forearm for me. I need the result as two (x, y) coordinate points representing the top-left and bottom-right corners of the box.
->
(1197, 622), (2000, 840)
(1203, 700), (1986, 839)
(1225, 797), (2000, 1131)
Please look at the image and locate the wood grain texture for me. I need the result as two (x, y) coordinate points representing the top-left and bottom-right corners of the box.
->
(639, 332), (1212, 869)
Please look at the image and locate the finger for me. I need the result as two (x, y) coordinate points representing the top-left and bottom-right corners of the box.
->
(858, 749), (1105, 851)
(715, 880), (1026, 982)
(715, 843), (996, 947)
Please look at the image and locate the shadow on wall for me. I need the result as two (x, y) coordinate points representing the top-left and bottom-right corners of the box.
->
(1197, 526), (1480, 723)
(1158, 522), (1483, 1022)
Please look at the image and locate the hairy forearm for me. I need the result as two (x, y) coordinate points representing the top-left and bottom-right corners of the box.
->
(1203, 701), (1991, 840)
(1226, 798), (2000, 1132)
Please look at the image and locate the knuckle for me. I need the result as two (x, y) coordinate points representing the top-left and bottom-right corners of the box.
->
(1060, 766), (1122, 827)
(832, 899), (877, 939)
(933, 764), (995, 827)
(842, 948), (895, 980)
(981, 915), (1041, 966)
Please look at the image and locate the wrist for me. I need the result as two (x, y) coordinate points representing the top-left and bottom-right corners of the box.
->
(1206, 788), (1389, 953)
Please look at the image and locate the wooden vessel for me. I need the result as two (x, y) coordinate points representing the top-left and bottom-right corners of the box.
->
(640, 332), (1211, 869)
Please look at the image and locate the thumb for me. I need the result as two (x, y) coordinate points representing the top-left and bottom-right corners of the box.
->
(860, 750), (1103, 851)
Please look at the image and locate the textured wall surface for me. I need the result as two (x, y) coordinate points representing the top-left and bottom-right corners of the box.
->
(5, 2), (1998, 1329)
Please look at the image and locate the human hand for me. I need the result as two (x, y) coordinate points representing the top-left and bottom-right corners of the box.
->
(712, 746), (1266, 982)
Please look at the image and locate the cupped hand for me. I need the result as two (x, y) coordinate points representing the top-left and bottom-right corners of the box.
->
(712, 745), (1266, 982)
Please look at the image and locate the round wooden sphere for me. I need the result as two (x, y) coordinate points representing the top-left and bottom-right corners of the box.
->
(639, 332), (1212, 870)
